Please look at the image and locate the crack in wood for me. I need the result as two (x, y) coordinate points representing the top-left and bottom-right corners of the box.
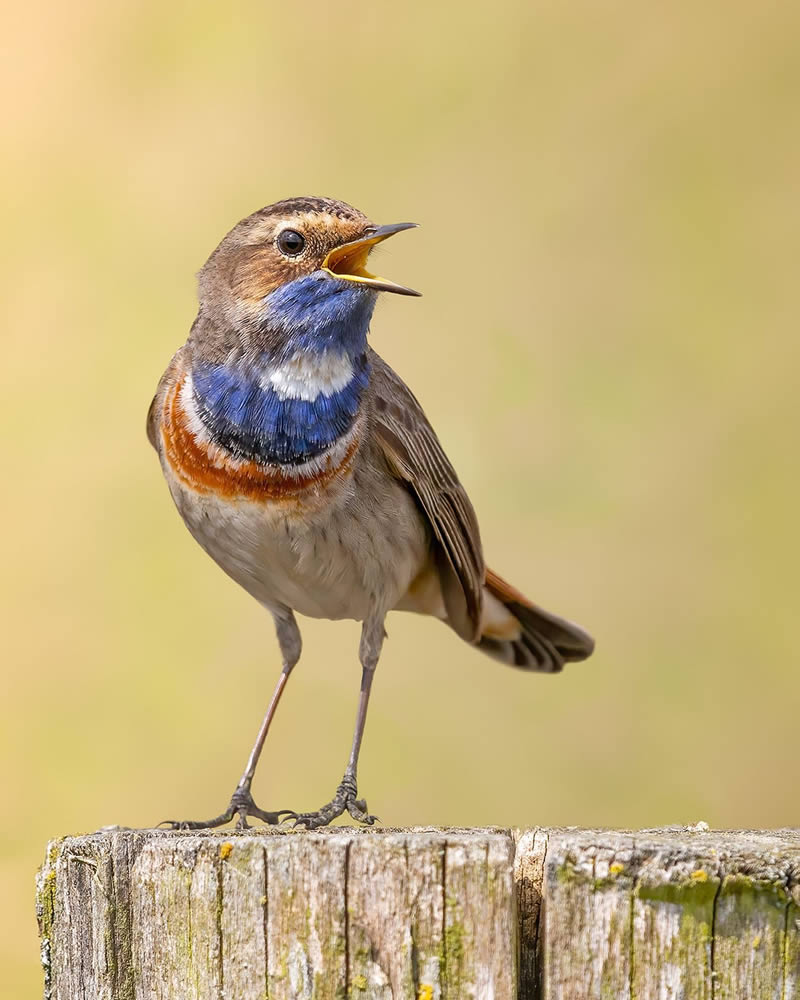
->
(37, 827), (800, 999)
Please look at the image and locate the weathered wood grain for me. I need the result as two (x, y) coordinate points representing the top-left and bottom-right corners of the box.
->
(442, 833), (516, 999)
(631, 837), (719, 1000)
(787, 881), (800, 999)
(37, 827), (800, 1000)
(709, 832), (800, 1000)
(541, 831), (635, 998)
(346, 830), (445, 996)
(266, 833), (348, 998)
(536, 828), (800, 1000)
(37, 828), (516, 1000)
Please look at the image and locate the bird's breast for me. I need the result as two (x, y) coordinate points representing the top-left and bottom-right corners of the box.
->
(158, 367), (364, 507)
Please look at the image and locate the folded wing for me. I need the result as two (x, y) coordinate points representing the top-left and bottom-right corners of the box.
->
(369, 351), (485, 642)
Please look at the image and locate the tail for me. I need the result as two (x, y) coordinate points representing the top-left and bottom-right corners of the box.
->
(477, 569), (595, 672)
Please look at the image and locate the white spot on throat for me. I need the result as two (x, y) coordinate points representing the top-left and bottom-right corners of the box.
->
(262, 351), (354, 402)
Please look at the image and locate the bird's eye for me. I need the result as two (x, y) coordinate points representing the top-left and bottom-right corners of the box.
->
(277, 229), (306, 256)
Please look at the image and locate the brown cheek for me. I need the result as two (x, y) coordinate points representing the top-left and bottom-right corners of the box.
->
(230, 217), (371, 305)
(231, 248), (300, 304)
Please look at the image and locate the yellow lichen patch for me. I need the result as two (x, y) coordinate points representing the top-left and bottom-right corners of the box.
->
(47, 840), (64, 865)
(752, 934), (762, 949)
(259, 895), (267, 906)
(219, 842), (234, 861)
(353, 974), (368, 990)
(418, 986), (434, 1000)
(609, 863), (625, 876)
(690, 869), (708, 882)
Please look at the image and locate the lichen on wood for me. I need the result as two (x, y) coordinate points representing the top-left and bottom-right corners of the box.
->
(37, 826), (800, 999)
(38, 827), (516, 999)
(538, 828), (800, 1000)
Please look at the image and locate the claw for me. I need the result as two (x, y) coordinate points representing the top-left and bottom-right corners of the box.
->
(290, 776), (378, 830)
(158, 811), (233, 831)
(158, 789), (294, 831)
(249, 806), (295, 825)
(347, 799), (378, 825)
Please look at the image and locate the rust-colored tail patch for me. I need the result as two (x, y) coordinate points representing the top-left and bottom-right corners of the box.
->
(485, 568), (536, 609)
(478, 567), (595, 672)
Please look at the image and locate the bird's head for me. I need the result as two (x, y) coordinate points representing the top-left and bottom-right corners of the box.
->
(195, 197), (419, 359)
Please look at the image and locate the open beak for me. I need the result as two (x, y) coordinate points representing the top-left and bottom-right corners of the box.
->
(322, 222), (421, 296)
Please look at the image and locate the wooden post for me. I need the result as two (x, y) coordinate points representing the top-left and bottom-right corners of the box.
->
(37, 827), (799, 999)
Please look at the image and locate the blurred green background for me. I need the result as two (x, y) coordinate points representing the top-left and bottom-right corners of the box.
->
(3, 0), (799, 992)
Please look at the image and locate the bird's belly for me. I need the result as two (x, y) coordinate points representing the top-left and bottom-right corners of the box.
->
(157, 371), (429, 620)
(165, 465), (428, 622)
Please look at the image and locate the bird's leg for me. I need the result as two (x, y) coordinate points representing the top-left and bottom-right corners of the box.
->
(292, 617), (384, 829)
(162, 610), (301, 830)
(162, 666), (294, 830)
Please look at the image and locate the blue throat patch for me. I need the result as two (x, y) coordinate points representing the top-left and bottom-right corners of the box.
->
(191, 274), (376, 466)
(191, 355), (370, 465)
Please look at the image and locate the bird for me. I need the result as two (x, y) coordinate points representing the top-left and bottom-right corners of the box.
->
(148, 196), (594, 830)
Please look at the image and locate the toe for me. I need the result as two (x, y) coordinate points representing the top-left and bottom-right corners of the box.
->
(346, 800), (378, 825)
(292, 815), (318, 830)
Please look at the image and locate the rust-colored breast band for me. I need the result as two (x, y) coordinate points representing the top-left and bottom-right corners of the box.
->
(160, 377), (359, 502)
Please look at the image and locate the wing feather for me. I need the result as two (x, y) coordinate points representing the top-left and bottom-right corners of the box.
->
(369, 352), (485, 640)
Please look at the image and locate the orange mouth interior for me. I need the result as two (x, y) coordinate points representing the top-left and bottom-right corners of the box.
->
(324, 241), (376, 281)
(321, 225), (421, 296)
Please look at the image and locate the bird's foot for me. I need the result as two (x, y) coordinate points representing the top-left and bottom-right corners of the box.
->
(161, 785), (294, 831)
(290, 774), (378, 830)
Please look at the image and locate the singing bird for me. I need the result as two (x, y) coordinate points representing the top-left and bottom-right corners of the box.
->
(148, 196), (594, 829)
